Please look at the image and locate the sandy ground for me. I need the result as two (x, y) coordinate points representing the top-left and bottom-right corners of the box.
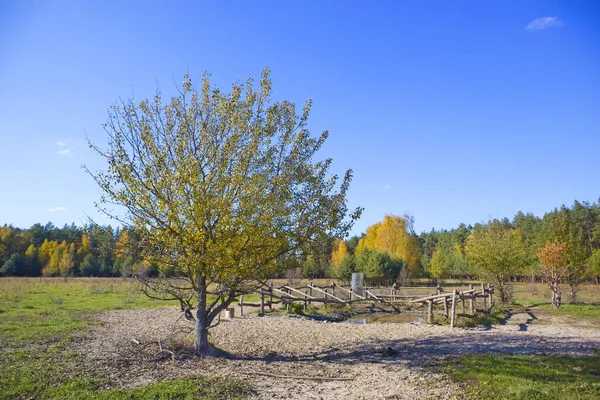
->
(75, 307), (600, 399)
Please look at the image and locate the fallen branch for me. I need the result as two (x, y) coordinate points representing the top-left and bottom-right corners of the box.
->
(240, 371), (353, 381)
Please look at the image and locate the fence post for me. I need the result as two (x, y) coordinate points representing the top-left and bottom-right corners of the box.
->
(443, 297), (448, 318)
(239, 294), (244, 316)
(481, 283), (487, 313)
(469, 283), (475, 314)
(304, 290), (308, 311)
(427, 300), (433, 323)
(451, 290), (457, 328)
(260, 289), (265, 315)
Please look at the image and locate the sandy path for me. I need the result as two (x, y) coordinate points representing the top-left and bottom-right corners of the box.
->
(76, 307), (600, 399)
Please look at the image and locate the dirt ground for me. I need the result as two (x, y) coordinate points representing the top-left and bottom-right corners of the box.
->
(75, 307), (600, 399)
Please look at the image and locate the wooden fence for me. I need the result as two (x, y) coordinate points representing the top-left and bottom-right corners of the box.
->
(235, 282), (494, 328)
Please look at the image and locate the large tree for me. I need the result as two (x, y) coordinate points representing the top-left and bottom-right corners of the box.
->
(87, 68), (361, 355)
(355, 214), (420, 276)
(465, 220), (527, 303)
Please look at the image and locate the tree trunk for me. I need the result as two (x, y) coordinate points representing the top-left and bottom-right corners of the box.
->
(568, 283), (578, 304)
(194, 276), (213, 356)
(551, 284), (561, 309)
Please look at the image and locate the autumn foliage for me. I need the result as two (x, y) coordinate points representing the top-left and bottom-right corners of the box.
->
(355, 215), (420, 276)
(537, 242), (571, 309)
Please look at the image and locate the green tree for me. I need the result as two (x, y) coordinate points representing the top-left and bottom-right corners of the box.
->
(589, 249), (600, 283)
(430, 246), (449, 279)
(337, 255), (356, 280)
(1, 253), (25, 276)
(24, 244), (41, 276)
(81, 254), (100, 276)
(465, 221), (527, 303)
(87, 69), (361, 355)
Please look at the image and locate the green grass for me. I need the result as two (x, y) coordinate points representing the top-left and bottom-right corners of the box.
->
(0, 278), (180, 344)
(0, 278), (254, 399)
(455, 309), (509, 328)
(508, 283), (600, 323)
(0, 341), (253, 399)
(445, 354), (600, 399)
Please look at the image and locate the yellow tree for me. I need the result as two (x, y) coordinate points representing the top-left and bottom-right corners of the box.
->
(38, 239), (58, 273)
(330, 239), (350, 274)
(44, 241), (68, 276)
(59, 243), (76, 276)
(87, 68), (362, 355)
(77, 234), (92, 264)
(356, 215), (420, 275)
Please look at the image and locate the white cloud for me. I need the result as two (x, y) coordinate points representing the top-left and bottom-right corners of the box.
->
(383, 184), (391, 190)
(526, 17), (563, 31)
(48, 206), (67, 212)
(56, 140), (74, 157)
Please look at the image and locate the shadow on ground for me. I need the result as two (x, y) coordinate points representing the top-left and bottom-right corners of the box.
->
(221, 328), (599, 369)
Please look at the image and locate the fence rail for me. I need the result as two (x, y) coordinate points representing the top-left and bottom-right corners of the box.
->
(233, 281), (494, 328)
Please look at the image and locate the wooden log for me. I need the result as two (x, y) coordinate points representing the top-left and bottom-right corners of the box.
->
(364, 289), (380, 300)
(308, 285), (345, 302)
(408, 292), (454, 303)
(304, 290), (308, 311)
(427, 300), (433, 323)
(272, 287), (301, 299)
(481, 283), (487, 313)
(283, 285), (317, 299)
(451, 289), (457, 328)
(469, 283), (475, 314)
(443, 297), (448, 318)
(338, 285), (366, 300)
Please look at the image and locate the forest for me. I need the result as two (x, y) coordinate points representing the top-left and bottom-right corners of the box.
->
(2, 198), (599, 286)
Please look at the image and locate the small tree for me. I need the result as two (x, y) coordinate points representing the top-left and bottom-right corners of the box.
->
(87, 68), (361, 355)
(589, 249), (600, 284)
(465, 221), (527, 303)
(337, 255), (357, 280)
(430, 246), (450, 279)
(537, 242), (571, 309)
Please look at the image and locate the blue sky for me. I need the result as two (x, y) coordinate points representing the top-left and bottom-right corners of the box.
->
(1, 0), (599, 235)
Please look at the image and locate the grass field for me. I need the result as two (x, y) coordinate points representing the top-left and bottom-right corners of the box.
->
(445, 354), (600, 399)
(0, 278), (253, 399)
(1, 277), (599, 399)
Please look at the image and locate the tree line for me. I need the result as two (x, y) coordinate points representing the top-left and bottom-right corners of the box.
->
(0, 223), (151, 277)
(2, 199), (599, 291)
(296, 199), (600, 293)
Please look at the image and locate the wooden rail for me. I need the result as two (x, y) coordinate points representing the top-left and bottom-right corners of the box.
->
(234, 282), (494, 328)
